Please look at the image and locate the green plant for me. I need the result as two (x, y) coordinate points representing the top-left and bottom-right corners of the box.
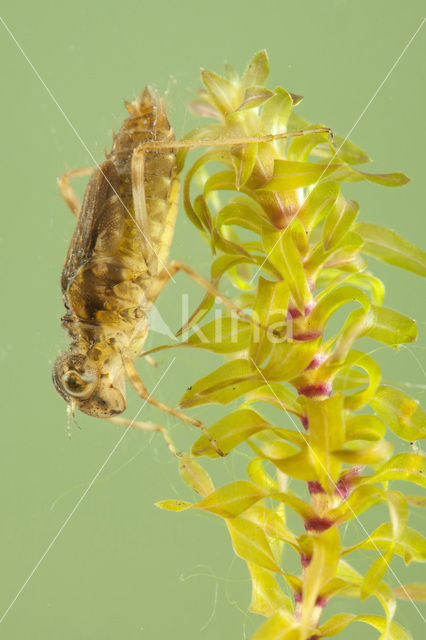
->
(156, 51), (426, 639)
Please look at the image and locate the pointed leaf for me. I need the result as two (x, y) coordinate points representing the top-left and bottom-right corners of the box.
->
(331, 163), (409, 187)
(236, 86), (274, 112)
(344, 524), (426, 564)
(193, 481), (266, 517)
(354, 615), (412, 640)
(201, 68), (241, 115)
(406, 495), (426, 508)
(241, 50), (270, 88)
(358, 453), (426, 488)
(179, 455), (214, 497)
(155, 500), (192, 512)
(354, 222), (426, 276)
(393, 583), (426, 602)
(330, 135), (372, 165)
(180, 358), (261, 408)
(367, 306), (417, 346)
(191, 408), (271, 458)
(262, 159), (340, 191)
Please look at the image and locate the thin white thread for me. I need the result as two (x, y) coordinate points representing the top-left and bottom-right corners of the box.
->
(250, 357), (426, 624)
(250, 17), (426, 283)
(0, 358), (176, 625)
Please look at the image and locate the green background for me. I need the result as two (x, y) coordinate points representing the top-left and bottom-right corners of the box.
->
(0, 1), (425, 638)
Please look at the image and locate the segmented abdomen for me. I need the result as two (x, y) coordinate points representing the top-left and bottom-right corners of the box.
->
(106, 86), (178, 272)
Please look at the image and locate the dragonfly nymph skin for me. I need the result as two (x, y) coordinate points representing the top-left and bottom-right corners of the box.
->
(53, 88), (179, 418)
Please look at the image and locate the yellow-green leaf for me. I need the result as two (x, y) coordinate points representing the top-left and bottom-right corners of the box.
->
(367, 306), (417, 346)
(358, 453), (426, 488)
(305, 394), (345, 493)
(201, 68), (241, 116)
(302, 527), (341, 635)
(318, 613), (356, 637)
(344, 524), (426, 565)
(287, 127), (330, 162)
(345, 414), (386, 442)
(262, 224), (311, 313)
(191, 408), (271, 458)
(245, 383), (303, 417)
(322, 198), (359, 251)
(244, 505), (299, 549)
(179, 455), (214, 497)
(251, 612), (299, 640)
(241, 50), (270, 89)
(155, 500), (192, 512)
(333, 439), (393, 466)
(193, 481), (266, 517)
(248, 563), (292, 617)
(260, 86), (293, 136)
(180, 358), (260, 408)
(250, 277), (289, 366)
(298, 181), (341, 232)
(226, 516), (281, 573)
(265, 338), (321, 382)
(353, 615), (412, 640)
(354, 222), (426, 276)
(393, 583), (426, 602)
(263, 159), (340, 191)
(370, 386), (426, 441)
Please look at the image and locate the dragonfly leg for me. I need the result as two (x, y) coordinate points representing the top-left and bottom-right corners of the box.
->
(123, 355), (224, 457)
(108, 415), (180, 457)
(57, 166), (94, 218)
(147, 260), (256, 326)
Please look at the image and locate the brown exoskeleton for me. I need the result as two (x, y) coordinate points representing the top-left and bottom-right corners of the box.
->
(53, 86), (329, 452)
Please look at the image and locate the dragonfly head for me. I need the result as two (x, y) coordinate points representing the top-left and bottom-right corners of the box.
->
(52, 349), (126, 418)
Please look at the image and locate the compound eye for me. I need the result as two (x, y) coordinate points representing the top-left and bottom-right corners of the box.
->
(62, 370), (97, 399)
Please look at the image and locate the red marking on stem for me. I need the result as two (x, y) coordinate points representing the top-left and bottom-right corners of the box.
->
(305, 517), (333, 532)
(336, 466), (365, 499)
(293, 331), (322, 341)
(306, 352), (328, 370)
(287, 300), (316, 319)
(316, 595), (327, 608)
(301, 415), (309, 430)
(308, 481), (325, 495)
(300, 553), (311, 568)
(298, 383), (332, 398)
